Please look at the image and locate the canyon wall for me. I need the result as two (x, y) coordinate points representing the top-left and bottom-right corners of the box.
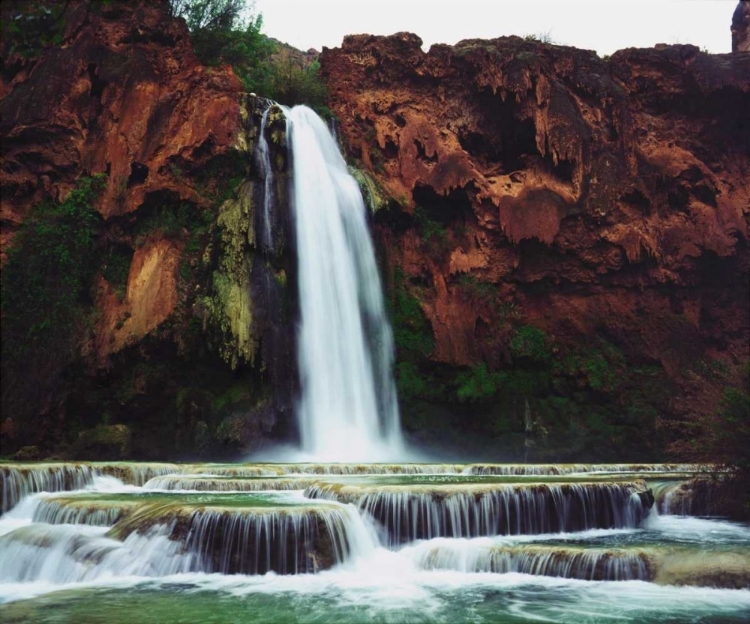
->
(320, 32), (749, 459)
(1, 1), (747, 461)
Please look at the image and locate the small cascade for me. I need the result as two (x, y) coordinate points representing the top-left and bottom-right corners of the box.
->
(255, 105), (275, 250)
(653, 478), (716, 516)
(1, 464), (95, 513)
(92, 463), (180, 486)
(282, 105), (403, 461)
(0, 523), (193, 584)
(144, 475), (319, 492)
(186, 464), (286, 477)
(465, 463), (706, 476)
(412, 541), (654, 581)
(31, 496), (137, 527)
(305, 481), (653, 545)
(278, 463), (463, 476)
(108, 499), (373, 575)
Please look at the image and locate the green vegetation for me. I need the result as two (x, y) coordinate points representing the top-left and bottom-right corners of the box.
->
(510, 325), (552, 363)
(169, 0), (327, 112)
(670, 362), (750, 519)
(2, 1), (68, 58)
(2, 175), (104, 355)
(134, 202), (214, 246)
(266, 57), (328, 116)
(170, 0), (274, 94)
(1, 175), (105, 433)
(413, 206), (450, 256)
(101, 245), (134, 299)
(555, 338), (626, 392)
(389, 268), (434, 357)
(457, 275), (497, 307)
(456, 364), (503, 403)
(523, 31), (556, 44)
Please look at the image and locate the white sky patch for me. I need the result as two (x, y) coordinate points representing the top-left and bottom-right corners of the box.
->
(254, 0), (735, 55)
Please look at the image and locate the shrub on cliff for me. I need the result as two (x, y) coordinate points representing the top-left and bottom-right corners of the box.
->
(169, 0), (274, 91)
(169, 0), (327, 110)
(1, 1), (68, 59)
(669, 362), (750, 520)
(1, 175), (105, 447)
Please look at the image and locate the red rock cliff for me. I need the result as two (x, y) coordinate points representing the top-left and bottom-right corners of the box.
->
(0, 1), (297, 459)
(321, 33), (749, 457)
(1, 0), (244, 357)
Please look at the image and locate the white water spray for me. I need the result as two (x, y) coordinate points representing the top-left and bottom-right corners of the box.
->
(282, 105), (404, 461)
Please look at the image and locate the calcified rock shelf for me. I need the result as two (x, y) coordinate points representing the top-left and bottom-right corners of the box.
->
(1, 462), (749, 623)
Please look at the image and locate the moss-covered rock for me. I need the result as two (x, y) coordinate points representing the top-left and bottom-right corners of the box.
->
(70, 424), (132, 461)
(349, 166), (388, 212)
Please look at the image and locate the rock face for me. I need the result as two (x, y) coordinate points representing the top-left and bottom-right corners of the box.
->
(0, 1), (297, 459)
(1, 0), (242, 238)
(733, 1), (750, 52)
(321, 34), (750, 459)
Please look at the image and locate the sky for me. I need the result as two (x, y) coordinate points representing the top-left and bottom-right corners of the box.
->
(253, 0), (736, 56)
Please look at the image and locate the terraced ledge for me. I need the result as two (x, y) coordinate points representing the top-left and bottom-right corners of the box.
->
(464, 464), (708, 476)
(414, 542), (750, 589)
(1, 463), (95, 513)
(305, 481), (654, 543)
(32, 495), (142, 526)
(416, 543), (655, 581)
(106, 498), (355, 575)
(91, 463), (180, 485)
(144, 475), (321, 491)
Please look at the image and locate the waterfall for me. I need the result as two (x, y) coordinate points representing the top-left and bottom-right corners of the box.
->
(255, 106), (275, 251)
(282, 105), (403, 461)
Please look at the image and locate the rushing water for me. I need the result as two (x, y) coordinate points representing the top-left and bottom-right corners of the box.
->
(255, 105), (276, 251)
(282, 105), (403, 461)
(1, 462), (749, 623)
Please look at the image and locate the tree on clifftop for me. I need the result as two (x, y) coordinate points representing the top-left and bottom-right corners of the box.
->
(168, 0), (327, 111)
(168, 0), (274, 92)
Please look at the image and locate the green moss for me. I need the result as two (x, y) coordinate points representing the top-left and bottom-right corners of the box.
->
(101, 245), (133, 299)
(211, 383), (253, 412)
(71, 424), (132, 460)
(1, 174), (105, 428)
(510, 326), (552, 363)
(414, 206), (450, 255)
(457, 274), (497, 307)
(389, 268), (434, 357)
(556, 337), (626, 392)
(455, 364), (504, 403)
(202, 181), (258, 369)
(348, 166), (388, 212)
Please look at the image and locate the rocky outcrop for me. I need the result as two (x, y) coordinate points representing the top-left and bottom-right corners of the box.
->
(0, 1), (297, 459)
(0, 0), (246, 367)
(733, 1), (750, 52)
(321, 33), (750, 459)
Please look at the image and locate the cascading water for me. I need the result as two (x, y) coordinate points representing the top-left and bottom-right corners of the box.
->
(2, 461), (750, 622)
(281, 105), (403, 461)
(255, 106), (275, 251)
